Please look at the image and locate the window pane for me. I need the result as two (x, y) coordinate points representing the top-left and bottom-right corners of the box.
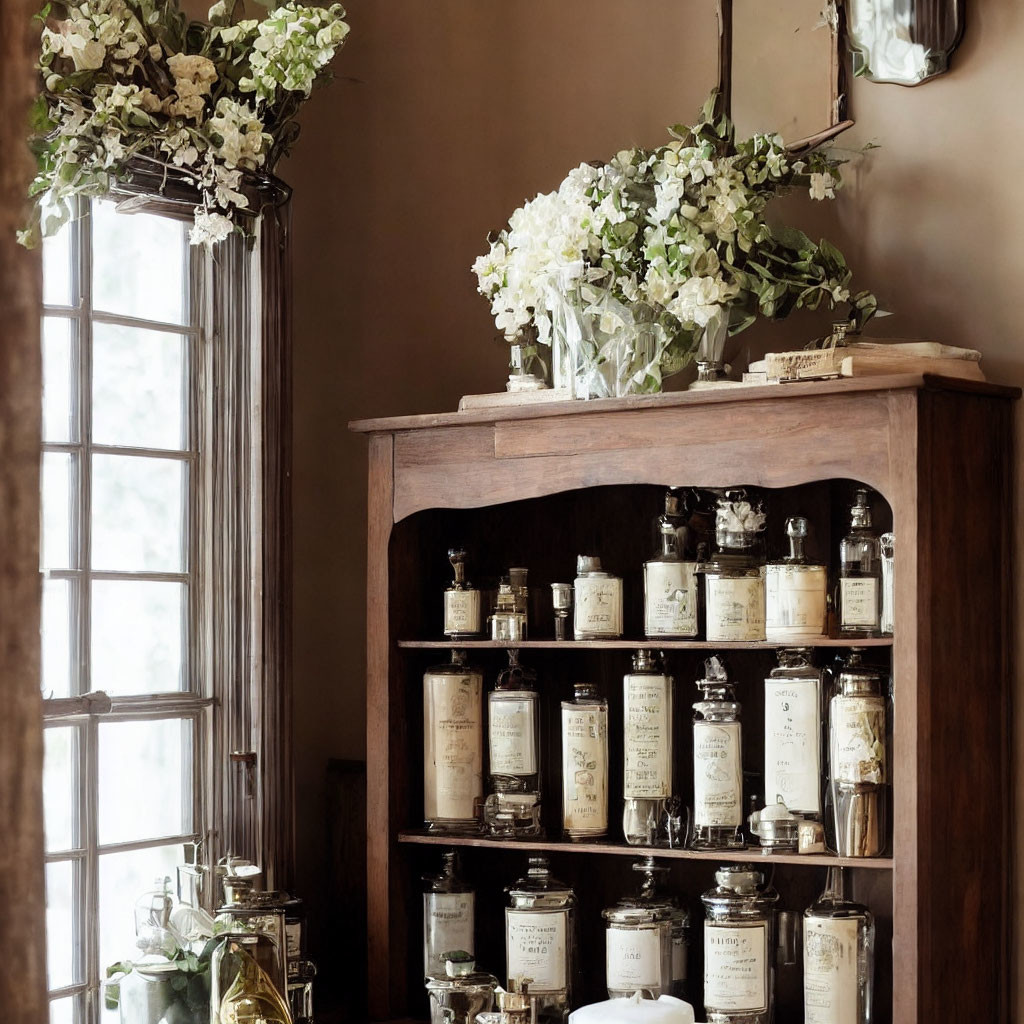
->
(43, 317), (76, 443)
(99, 844), (183, 972)
(46, 860), (78, 990)
(91, 455), (184, 572)
(44, 726), (78, 851)
(93, 323), (186, 451)
(42, 212), (74, 307)
(92, 580), (184, 695)
(42, 452), (75, 571)
(98, 719), (192, 845)
(42, 578), (73, 699)
(49, 995), (77, 1024)
(92, 201), (186, 326)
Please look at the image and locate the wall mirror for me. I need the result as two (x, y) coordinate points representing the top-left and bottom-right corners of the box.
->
(724, 0), (852, 149)
(845, 0), (964, 85)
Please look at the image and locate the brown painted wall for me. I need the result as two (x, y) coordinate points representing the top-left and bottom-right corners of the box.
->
(282, 0), (1024, 997)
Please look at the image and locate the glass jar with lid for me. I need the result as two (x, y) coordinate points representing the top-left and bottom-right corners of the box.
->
(561, 683), (609, 841)
(574, 556), (623, 640)
(426, 952), (498, 1024)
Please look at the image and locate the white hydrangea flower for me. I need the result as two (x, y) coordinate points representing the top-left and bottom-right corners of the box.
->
(809, 171), (836, 201)
(190, 208), (234, 246)
(206, 97), (268, 170)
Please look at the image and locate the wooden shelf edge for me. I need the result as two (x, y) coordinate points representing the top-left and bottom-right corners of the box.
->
(397, 638), (895, 650)
(396, 831), (894, 870)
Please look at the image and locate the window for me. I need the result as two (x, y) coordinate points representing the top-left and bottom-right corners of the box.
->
(41, 199), (213, 1024)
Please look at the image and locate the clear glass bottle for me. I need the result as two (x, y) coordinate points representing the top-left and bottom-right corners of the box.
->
(765, 516), (827, 642)
(701, 865), (779, 1024)
(475, 979), (533, 1024)
(623, 650), (674, 846)
(426, 953), (499, 1024)
(560, 683), (609, 841)
(838, 489), (881, 638)
(633, 856), (692, 1001)
(505, 857), (576, 1024)
(574, 556), (623, 640)
(212, 940), (293, 1024)
(602, 882), (672, 999)
(424, 650), (484, 834)
(803, 868), (875, 1024)
(423, 851), (475, 980)
(212, 890), (289, 1002)
(509, 568), (530, 640)
(691, 658), (744, 851)
(287, 959), (316, 1024)
(485, 650), (542, 837)
(701, 491), (766, 643)
(445, 548), (483, 639)
(829, 650), (887, 858)
(880, 532), (895, 636)
(490, 580), (527, 643)
(644, 492), (699, 639)
(763, 648), (823, 819)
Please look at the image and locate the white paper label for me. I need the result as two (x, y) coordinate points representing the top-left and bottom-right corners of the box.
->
(561, 705), (609, 835)
(840, 578), (879, 629)
(704, 922), (768, 1012)
(507, 910), (567, 992)
(764, 677), (822, 814)
(765, 564), (827, 636)
(423, 672), (482, 821)
(804, 917), (859, 1024)
(644, 561), (698, 637)
(705, 575), (766, 641)
(423, 892), (475, 977)
(574, 577), (623, 637)
(693, 720), (742, 827)
(489, 695), (537, 774)
(444, 589), (481, 635)
(623, 674), (672, 799)
(831, 695), (886, 785)
(606, 926), (662, 990)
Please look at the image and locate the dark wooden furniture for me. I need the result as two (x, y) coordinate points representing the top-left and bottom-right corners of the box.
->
(352, 374), (1017, 1024)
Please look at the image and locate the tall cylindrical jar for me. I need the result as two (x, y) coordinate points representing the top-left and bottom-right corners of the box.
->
(829, 650), (888, 857)
(574, 555), (624, 639)
(622, 650), (674, 846)
(423, 650), (484, 834)
(701, 865), (779, 1024)
(560, 683), (609, 841)
(505, 857), (576, 1024)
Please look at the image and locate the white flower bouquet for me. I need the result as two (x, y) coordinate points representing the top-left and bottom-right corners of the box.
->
(474, 94), (877, 396)
(22, 0), (350, 246)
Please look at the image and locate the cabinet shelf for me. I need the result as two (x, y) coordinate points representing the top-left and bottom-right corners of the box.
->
(396, 830), (894, 870)
(397, 638), (894, 650)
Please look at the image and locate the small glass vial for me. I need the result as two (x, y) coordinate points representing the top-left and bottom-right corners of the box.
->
(424, 650), (484, 834)
(804, 868), (875, 1024)
(287, 959), (316, 1024)
(490, 580), (527, 643)
(509, 568), (530, 640)
(829, 649), (888, 857)
(475, 979), (533, 1024)
(505, 857), (576, 1024)
(445, 548), (483, 638)
(838, 489), (882, 637)
(623, 650), (674, 846)
(702, 491), (767, 643)
(701, 865), (779, 1024)
(602, 883), (672, 999)
(880, 532), (895, 636)
(485, 650), (542, 837)
(644, 492), (699, 639)
(423, 851), (475, 980)
(691, 658), (744, 851)
(748, 800), (802, 851)
(765, 517), (827, 642)
(426, 952), (499, 1024)
(764, 648), (823, 819)
(551, 583), (573, 641)
(574, 556), (623, 640)
(560, 683), (609, 841)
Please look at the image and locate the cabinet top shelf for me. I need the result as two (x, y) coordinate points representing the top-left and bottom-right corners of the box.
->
(398, 638), (894, 650)
(397, 831), (894, 870)
(349, 373), (1020, 433)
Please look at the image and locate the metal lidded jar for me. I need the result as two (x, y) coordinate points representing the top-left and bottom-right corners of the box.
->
(573, 555), (624, 640)
(701, 865), (779, 1024)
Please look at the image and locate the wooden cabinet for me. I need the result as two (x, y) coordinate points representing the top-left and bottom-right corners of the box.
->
(351, 375), (1017, 1023)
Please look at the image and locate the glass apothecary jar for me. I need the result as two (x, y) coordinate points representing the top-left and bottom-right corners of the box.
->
(574, 556), (623, 639)
(426, 953), (498, 1024)
(423, 851), (475, 980)
(561, 683), (609, 841)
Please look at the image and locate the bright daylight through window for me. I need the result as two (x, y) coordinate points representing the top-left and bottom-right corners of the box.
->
(40, 199), (212, 1024)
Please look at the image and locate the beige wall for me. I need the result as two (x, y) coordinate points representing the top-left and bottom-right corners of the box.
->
(283, 0), (1024, 996)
